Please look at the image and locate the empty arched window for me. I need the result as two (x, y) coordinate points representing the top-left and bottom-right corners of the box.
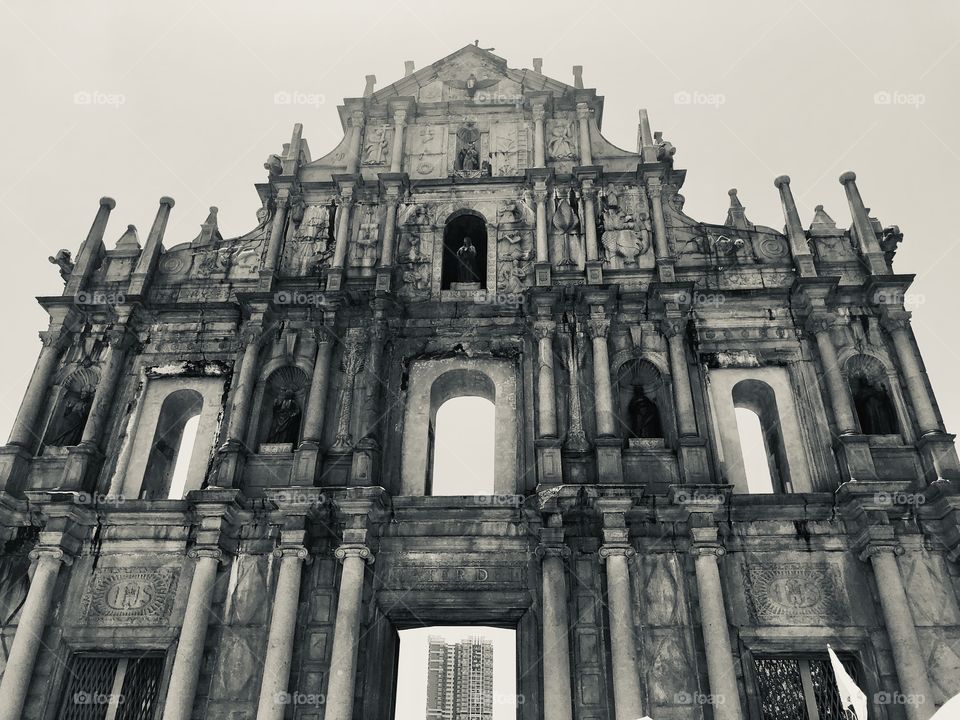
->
(257, 366), (310, 450)
(140, 389), (203, 499)
(442, 211), (487, 289)
(846, 355), (898, 435)
(616, 359), (667, 440)
(732, 380), (788, 493)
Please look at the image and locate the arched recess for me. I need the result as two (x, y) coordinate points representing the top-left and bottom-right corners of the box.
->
(40, 366), (99, 453)
(732, 380), (789, 494)
(844, 353), (900, 436)
(615, 358), (671, 443)
(441, 210), (488, 289)
(120, 376), (226, 499)
(401, 359), (518, 495)
(707, 366), (813, 494)
(255, 366), (310, 450)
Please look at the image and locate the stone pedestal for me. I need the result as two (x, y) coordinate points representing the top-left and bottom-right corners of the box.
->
(837, 434), (879, 481)
(585, 260), (603, 285)
(595, 436), (624, 483)
(536, 439), (563, 484)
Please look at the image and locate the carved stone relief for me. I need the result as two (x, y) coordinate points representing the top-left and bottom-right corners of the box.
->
(742, 561), (848, 624)
(599, 184), (652, 269)
(78, 566), (179, 626)
(407, 125), (447, 179)
(546, 119), (577, 160)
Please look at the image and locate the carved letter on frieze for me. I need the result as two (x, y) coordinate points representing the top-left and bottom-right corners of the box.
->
(742, 562), (847, 623)
(78, 567), (179, 626)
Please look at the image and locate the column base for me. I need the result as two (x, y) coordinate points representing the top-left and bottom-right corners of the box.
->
(595, 436), (624, 483)
(291, 441), (322, 485)
(677, 437), (711, 484)
(536, 438), (563, 484)
(916, 431), (960, 482)
(585, 260), (603, 285)
(325, 268), (345, 292)
(534, 262), (552, 286)
(212, 442), (246, 488)
(837, 434), (879, 481)
(0, 445), (33, 495)
(375, 266), (394, 293)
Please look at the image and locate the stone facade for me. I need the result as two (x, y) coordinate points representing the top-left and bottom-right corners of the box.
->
(0, 44), (958, 720)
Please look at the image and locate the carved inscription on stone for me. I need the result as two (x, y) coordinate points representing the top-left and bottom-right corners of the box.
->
(742, 562), (846, 623)
(382, 559), (524, 590)
(79, 567), (178, 626)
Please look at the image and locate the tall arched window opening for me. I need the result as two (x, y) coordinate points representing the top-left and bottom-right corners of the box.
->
(140, 389), (204, 499)
(429, 396), (496, 496)
(441, 211), (487, 289)
(732, 380), (789, 493)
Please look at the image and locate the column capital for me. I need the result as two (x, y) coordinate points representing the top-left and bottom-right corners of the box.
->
(105, 323), (137, 350)
(350, 110), (366, 128)
(335, 544), (375, 564)
(392, 108), (407, 126)
(240, 320), (265, 346)
(536, 544), (571, 560)
(598, 544), (635, 560)
(38, 328), (69, 349)
(660, 317), (686, 339)
(576, 102), (591, 120)
(532, 320), (556, 340)
(28, 545), (74, 566)
(803, 311), (838, 336)
(274, 545), (311, 562)
(587, 317), (610, 339)
(532, 186), (549, 203)
(858, 541), (904, 562)
(187, 546), (226, 563)
(880, 311), (912, 334)
(690, 543), (726, 558)
(645, 176), (664, 197)
(532, 104), (546, 122)
(274, 187), (291, 204)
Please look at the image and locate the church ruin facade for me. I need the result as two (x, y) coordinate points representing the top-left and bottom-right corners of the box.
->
(0, 44), (958, 720)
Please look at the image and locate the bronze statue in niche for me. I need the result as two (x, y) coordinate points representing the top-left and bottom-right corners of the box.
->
(456, 237), (479, 283)
(44, 389), (94, 447)
(266, 390), (302, 444)
(851, 376), (898, 435)
(455, 124), (481, 171)
(627, 386), (663, 439)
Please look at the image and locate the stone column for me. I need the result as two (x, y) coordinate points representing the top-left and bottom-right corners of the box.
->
(662, 318), (698, 438)
(534, 186), (549, 263)
(599, 546), (644, 720)
(260, 189), (290, 278)
(389, 109), (407, 173)
(332, 329), (366, 451)
(79, 325), (133, 447)
(534, 321), (558, 438)
(163, 547), (222, 720)
(0, 548), (70, 720)
(65, 197), (116, 297)
(8, 328), (67, 449)
(223, 321), (263, 448)
(324, 544), (374, 720)
(331, 190), (355, 269)
(538, 521), (573, 720)
(773, 176), (816, 277)
(646, 178), (671, 260)
(691, 541), (743, 720)
(839, 172), (887, 275)
(255, 544), (310, 720)
(563, 327), (589, 452)
(576, 102), (593, 166)
(532, 103), (546, 167)
(882, 313), (940, 435)
(301, 327), (334, 445)
(588, 317), (616, 437)
(380, 186), (400, 267)
(806, 313), (858, 435)
(346, 111), (365, 175)
(862, 543), (937, 720)
(129, 196), (175, 296)
(581, 181), (599, 263)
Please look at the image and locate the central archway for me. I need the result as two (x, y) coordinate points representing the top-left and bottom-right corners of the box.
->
(441, 210), (488, 289)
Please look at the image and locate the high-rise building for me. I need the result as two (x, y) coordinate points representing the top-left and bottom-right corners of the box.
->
(0, 42), (958, 720)
(426, 637), (494, 720)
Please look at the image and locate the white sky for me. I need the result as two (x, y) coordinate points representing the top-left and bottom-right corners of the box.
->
(431, 397), (496, 496)
(395, 626), (517, 720)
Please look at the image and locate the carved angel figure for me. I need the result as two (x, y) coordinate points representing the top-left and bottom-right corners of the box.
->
(547, 122), (576, 159)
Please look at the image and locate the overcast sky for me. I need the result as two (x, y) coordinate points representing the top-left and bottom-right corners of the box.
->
(0, 3), (957, 451)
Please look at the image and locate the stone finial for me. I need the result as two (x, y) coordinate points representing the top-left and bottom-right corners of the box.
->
(724, 188), (754, 230)
(572, 65), (584, 89)
(404, 60), (415, 76)
(99, 196), (117, 210)
(839, 171), (857, 185)
(192, 207), (223, 247)
(809, 204), (837, 231)
(160, 196), (175, 208)
(774, 175), (790, 188)
(115, 224), (140, 250)
(363, 75), (376, 97)
(533, 58), (543, 73)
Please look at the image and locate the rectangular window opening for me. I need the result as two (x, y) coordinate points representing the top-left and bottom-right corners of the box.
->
(58, 652), (165, 720)
(394, 626), (516, 720)
(754, 653), (862, 720)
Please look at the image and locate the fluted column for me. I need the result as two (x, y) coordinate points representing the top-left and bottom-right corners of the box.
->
(331, 190), (355, 269)
(255, 544), (310, 720)
(861, 543), (936, 720)
(389, 109), (406, 173)
(380, 187), (400, 267)
(222, 322), (263, 449)
(599, 546), (643, 720)
(261, 189), (290, 278)
(581, 181), (599, 263)
(79, 324), (133, 447)
(882, 313), (940, 435)
(8, 328), (67, 449)
(532, 103), (546, 167)
(164, 547), (222, 720)
(332, 329), (365, 451)
(576, 102), (593, 166)
(534, 321), (558, 438)
(533, 187), (549, 263)
(647, 178), (671, 260)
(346, 111), (365, 175)
(806, 313), (858, 435)
(588, 318), (616, 437)
(773, 176), (816, 277)
(301, 327), (334, 445)
(324, 544), (374, 720)
(0, 548), (70, 720)
(839, 171), (887, 275)
(662, 319), (698, 438)
(691, 541), (743, 720)
(538, 520), (573, 720)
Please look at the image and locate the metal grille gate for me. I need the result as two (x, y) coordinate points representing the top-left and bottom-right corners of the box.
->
(755, 655), (861, 720)
(58, 654), (165, 720)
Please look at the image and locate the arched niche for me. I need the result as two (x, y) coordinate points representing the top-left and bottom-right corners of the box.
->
(844, 353), (900, 436)
(401, 359), (518, 496)
(40, 366), (99, 454)
(707, 366), (813, 494)
(615, 358), (671, 443)
(732, 379), (789, 493)
(255, 366), (310, 450)
(120, 376), (225, 499)
(441, 210), (488, 290)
